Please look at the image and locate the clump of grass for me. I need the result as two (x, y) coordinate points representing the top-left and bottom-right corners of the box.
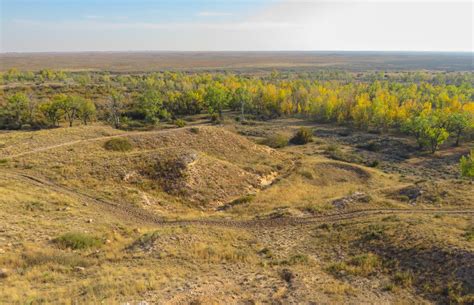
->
(189, 127), (200, 134)
(324, 145), (363, 164)
(290, 127), (313, 145)
(104, 138), (133, 152)
(22, 249), (92, 268)
(327, 253), (381, 277)
(463, 227), (474, 241)
(393, 271), (413, 288)
(127, 231), (161, 251)
(0, 159), (8, 165)
(301, 204), (325, 215)
(258, 247), (273, 259)
(367, 160), (380, 168)
(382, 215), (400, 222)
(230, 194), (255, 205)
(299, 170), (314, 180)
(358, 141), (381, 152)
(192, 243), (252, 263)
(262, 134), (289, 148)
(287, 253), (309, 265)
(53, 232), (103, 250)
(360, 225), (386, 241)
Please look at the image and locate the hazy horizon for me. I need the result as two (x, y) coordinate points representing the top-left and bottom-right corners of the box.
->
(1, 0), (472, 53)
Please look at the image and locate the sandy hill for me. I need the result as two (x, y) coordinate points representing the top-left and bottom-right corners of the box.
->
(1, 126), (293, 211)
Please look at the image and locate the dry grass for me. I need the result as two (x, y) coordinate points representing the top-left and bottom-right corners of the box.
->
(0, 118), (472, 304)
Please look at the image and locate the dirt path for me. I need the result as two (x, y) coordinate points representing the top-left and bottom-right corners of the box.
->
(2, 169), (473, 230)
(1, 127), (187, 159)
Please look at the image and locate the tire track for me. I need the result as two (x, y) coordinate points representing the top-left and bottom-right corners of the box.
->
(2, 169), (473, 229)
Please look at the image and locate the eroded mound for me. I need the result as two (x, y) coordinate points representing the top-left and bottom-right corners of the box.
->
(14, 126), (292, 209)
(127, 149), (265, 207)
(313, 162), (371, 184)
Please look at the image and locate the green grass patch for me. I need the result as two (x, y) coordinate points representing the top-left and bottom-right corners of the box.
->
(53, 232), (103, 250)
(104, 138), (133, 152)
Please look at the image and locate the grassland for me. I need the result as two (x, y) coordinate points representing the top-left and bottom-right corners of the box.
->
(1, 51), (472, 72)
(0, 114), (473, 304)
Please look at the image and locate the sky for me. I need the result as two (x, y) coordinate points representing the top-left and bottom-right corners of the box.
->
(1, 0), (472, 52)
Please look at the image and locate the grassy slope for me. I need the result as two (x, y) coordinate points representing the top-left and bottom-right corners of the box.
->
(0, 121), (473, 304)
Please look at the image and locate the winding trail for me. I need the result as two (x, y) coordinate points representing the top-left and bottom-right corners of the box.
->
(2, 127), (473, 229)
(1, 127), (186, 159)
(2, 169), (473, 229)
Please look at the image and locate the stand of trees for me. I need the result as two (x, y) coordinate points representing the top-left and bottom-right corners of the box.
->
(1, 71), (473, 153)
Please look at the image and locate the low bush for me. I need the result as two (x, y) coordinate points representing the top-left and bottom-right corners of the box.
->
(173, 119), (186, 128)
(290, 127), (313, 145)
(53, 232), (103, 250)
(460, 150), (474, 178)
(104, 137), (133, 152)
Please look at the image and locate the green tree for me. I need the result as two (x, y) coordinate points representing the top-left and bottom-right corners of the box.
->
(205, 84), (229, 118)
(232, 87), (252, 121)
(108, 91), (124, 129)
(447, 112), (473, 146)
(136, 89), (168, 124)
(78, 99), (96, 125)
(61, 95), (82, 127)
(39, 97), (64, 127)
(1, 93), (31, 129)
(403, 113), (449, 153)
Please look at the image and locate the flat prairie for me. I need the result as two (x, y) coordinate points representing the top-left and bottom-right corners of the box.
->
(1, 51), (472, 72)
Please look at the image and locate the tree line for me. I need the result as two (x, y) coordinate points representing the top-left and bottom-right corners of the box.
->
(1, 71), (473, 153)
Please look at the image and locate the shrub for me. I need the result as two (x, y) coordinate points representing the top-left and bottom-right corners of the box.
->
(173, 119), (186, 128)
(104, 137), (133, 152)
(189, 127), (200, 134)
(53, 232), (103, 250)
(460, 150), (474, 178)
(290, 127), (313, 145)
(262, 134), (288, 148)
